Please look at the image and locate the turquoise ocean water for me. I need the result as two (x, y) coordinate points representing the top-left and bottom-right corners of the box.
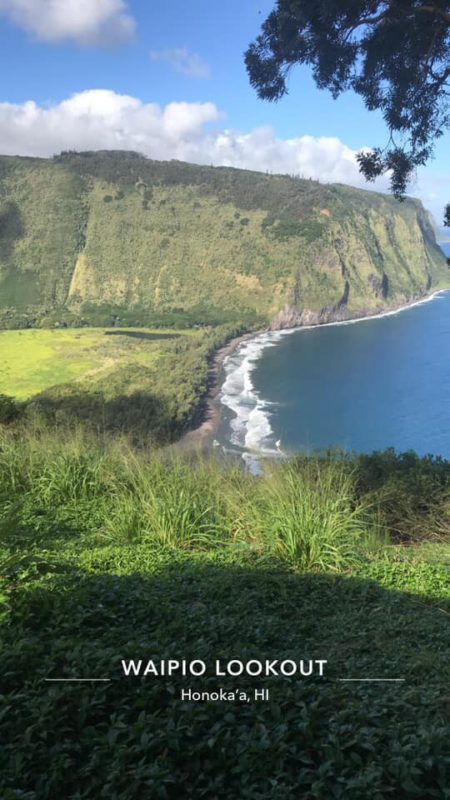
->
(218, 244), (450, 463)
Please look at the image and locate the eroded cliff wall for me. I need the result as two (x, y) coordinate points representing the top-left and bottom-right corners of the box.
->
(0, 151), (447, 328)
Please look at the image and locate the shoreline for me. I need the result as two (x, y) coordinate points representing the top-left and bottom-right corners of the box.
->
(178, 288), (448, 452)
(176, 328), (267, 451)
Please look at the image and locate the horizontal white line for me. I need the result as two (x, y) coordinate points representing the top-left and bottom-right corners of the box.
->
(338, 678), (405, 682)
(44, 678), (111, 682)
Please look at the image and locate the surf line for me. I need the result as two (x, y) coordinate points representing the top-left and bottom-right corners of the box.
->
(219, 290), (448, 468)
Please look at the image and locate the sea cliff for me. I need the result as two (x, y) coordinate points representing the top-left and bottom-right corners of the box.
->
(0, 151), (447, 329)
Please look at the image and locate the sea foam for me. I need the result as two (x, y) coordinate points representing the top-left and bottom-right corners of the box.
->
(219, 291), (447, 469)
(220, 330), (292, 468)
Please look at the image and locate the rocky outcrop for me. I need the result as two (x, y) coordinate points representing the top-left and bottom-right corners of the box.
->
(270, 292), (430, 331)
(368, 272), (389, 299)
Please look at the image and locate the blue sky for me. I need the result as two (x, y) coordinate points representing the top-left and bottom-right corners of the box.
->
(0, 0), (447, 230)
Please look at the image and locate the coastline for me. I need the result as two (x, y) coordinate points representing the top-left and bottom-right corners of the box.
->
(178, 288), (448, 453)
(177, 328), (267, 451)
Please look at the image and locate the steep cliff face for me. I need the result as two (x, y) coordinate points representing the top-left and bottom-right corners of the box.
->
(0, 151), (447, 328)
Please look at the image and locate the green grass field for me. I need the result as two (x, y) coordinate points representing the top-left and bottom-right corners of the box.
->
(0, 327), (197, 400)
(0, 322), (247, 446)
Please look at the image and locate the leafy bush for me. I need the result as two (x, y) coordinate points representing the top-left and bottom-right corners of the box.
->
(0, 394), (19, 424)
(262, 215), (326, 242)
(354, 449), (450, 542)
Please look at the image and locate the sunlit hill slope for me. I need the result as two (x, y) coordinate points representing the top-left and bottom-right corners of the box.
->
(0, 150), (447, 329)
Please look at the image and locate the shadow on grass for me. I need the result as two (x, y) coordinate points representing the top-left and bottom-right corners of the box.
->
(27, 389), (182, 444)
(104, 331), (182, 341)
(0, 201), (25, 257)
(2, 557), (450, 799)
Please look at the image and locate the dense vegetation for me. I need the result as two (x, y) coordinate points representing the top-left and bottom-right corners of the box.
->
(1, 422), (449, 799)
(0, 323), (249, 445)
(0, 151), (448, 330)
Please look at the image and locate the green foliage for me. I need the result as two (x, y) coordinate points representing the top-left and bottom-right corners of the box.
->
(0, 323), (251, 446)
(354, 448), (450, 542)
(106, 457), (228, 549)
(0, 326), (179, 400)
(0, 394), (19, 423)
(263, 215), (326, 242)
(0, 160), (88, 311)
(445, 203), (450, 227)
(0, 152), (447, 331)
(1, 430), (450, 797)
(246, 2), (450, 198)
(255, 461), (368, 569)
(2, 425), (450, 563)
(2, 561), (449, 799)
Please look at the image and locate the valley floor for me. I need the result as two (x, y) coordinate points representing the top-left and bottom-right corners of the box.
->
(0, 321), (249, 447)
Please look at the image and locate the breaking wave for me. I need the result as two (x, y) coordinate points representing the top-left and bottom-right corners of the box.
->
(219, 291), (447, 470)
(219, 330), (292, 468)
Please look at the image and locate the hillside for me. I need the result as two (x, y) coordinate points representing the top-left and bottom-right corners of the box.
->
(2, 432), (450, 799)
(0, 151), (448, 329)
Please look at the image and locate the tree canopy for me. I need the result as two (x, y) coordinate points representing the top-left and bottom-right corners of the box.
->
(245, 1), (450, 218)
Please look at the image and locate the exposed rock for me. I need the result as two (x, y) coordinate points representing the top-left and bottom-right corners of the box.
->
(270, 292), (426, 331)
(368, 272), (389, 299)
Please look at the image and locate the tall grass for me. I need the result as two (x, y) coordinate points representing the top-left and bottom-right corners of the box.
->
(0, 421), (113, 503)
(258, 461), (370, 569)
(105, 456), (229, 548)
(220, 459), (373, 569)
(1, 422), (446, 569)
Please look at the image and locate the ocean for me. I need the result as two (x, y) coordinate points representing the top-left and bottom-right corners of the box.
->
(218, 244), (450, 465)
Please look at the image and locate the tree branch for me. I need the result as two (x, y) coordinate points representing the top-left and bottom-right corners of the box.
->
(341, 1), (450, 34)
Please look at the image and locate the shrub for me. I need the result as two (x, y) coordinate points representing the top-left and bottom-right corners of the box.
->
(354, 449), (450, 542)
(0, 394), (19, 424)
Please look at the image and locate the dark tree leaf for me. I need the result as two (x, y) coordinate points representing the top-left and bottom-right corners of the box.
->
(246, 1), (450, 207)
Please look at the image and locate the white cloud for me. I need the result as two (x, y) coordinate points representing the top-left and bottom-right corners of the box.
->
(150, 47), (210, 79)
(9, 89), (449, 218)
(0, 0), (135, 45)
(0, 89), (394, 196)
(0, 91), (222, 156)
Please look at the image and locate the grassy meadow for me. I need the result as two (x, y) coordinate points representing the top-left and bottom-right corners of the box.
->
(0, 327), (192, 399)
(0, 322), (247, 445)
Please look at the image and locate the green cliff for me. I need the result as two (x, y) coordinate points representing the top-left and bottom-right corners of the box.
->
(0, 150), (447, 329)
